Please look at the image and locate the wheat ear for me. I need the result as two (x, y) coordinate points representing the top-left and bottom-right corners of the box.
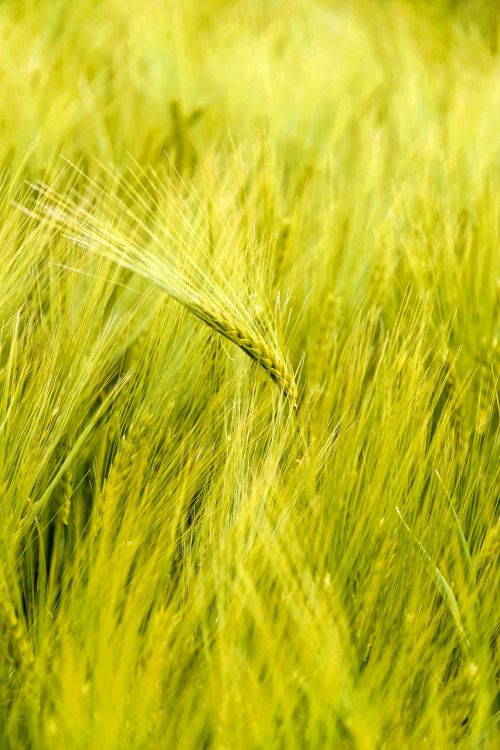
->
(186, 294), (298, 407)
(29, 178), (299, 408)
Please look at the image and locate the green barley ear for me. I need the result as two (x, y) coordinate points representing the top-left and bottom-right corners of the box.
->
(186, 294), (298, 407)
(32, 169), (299, 409)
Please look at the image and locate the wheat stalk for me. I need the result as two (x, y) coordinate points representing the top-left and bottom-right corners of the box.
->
(29, 172), (299, 408)
(187, 294), (298, 405)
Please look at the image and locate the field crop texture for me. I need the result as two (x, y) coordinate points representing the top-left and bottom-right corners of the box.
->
(0, 0), (498, 748)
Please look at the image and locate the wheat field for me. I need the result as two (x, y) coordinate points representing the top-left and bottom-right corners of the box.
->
(0, 1), (498, 748)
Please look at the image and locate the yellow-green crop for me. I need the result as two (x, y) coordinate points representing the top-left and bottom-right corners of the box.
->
(0, 1), (498, 748)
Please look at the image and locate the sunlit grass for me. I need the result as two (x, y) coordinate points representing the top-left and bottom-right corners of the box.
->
(0, 1), (498, 747)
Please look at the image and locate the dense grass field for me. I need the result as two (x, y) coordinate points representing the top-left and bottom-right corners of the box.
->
(0, 0), (499, 747)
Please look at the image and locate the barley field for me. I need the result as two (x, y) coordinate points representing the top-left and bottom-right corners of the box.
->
(0, 1), (499, 748)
